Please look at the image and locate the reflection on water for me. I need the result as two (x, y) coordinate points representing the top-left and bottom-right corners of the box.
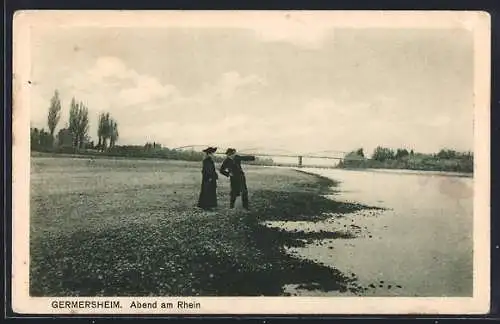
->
(270, 167), (474, 297)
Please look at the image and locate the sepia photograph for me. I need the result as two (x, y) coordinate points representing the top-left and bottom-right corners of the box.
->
(12, 10), (490, 314)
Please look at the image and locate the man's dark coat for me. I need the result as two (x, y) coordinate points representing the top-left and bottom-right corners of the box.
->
(219, 155), (255, 197)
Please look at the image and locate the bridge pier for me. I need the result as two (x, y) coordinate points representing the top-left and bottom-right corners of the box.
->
(298, 156), (303, 167)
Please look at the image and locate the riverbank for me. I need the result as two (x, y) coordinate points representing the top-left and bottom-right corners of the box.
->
(30, 149), (273, 166)
(337, 154), (473, 174)
(336, 166), (473, 178)
(30, 157), (374, 296)
(31, 150), (475, 175)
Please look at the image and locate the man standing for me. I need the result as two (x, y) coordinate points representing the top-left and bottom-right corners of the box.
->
(219, 148), (256, 210)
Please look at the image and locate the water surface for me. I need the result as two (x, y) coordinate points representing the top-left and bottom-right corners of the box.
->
(267, 168), (473, 296)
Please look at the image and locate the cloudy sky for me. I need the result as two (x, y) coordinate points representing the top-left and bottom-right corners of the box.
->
(29, 19), (474, 156)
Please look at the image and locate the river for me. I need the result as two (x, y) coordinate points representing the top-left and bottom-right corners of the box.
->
(265, 167), (474, 297)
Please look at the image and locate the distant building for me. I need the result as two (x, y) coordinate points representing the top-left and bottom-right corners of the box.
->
(145, 142), (162, 150)
(57, 128), (74, 148)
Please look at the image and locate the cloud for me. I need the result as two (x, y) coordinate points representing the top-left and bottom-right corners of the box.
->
(40, 56), (469, 155)
(144, 98), (366, 152)
(52, 56), (429, 154)
(64, 57), (267, 113)
(112, 90), (470, 155)
(118, 75), (178, 107)
(53, 56), (269, 146)
(68, 56), (180, 109)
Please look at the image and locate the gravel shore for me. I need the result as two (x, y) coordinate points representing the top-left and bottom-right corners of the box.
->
(30, 157), (373, 296)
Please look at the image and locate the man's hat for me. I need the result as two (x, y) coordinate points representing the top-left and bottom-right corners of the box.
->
(225, 148), (236, 155)
(202, 147), (217, 154)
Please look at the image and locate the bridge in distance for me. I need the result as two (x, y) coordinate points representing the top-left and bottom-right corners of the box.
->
(173, 145), (365, 167)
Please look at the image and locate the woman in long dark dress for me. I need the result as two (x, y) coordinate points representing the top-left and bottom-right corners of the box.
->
(197, 147), (218, 210)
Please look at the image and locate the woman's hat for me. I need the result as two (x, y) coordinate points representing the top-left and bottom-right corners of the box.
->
(202, 147), (217, 154)
(225, 148), (236, 155)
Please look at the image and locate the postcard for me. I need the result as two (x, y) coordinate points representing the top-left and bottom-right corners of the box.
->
(11, 10), (490, 315)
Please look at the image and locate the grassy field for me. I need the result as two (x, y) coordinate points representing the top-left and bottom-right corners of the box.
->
(30, 156), (372, 297)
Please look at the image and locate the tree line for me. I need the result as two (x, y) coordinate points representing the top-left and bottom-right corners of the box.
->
(31, 90), (274, 165)
(338, 146), (473, 173)
(30, 90), (119, 153)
